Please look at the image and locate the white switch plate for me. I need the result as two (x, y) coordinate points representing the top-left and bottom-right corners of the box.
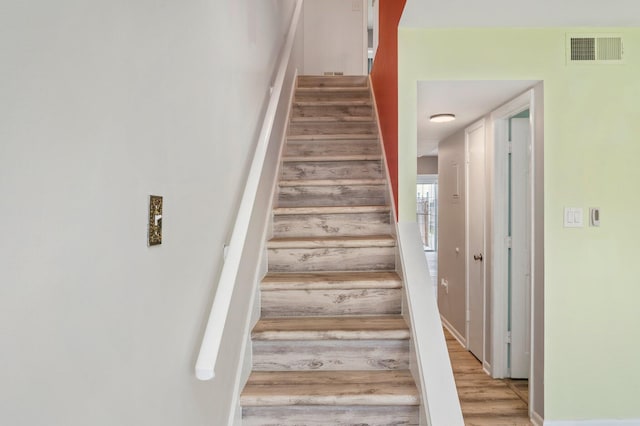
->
(564, 207), (584, 228)
(352, 0), (362, 11)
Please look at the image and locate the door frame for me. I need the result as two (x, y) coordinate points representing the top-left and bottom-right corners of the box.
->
(464, 119), (487, 363)
(490, 89), (536, 380)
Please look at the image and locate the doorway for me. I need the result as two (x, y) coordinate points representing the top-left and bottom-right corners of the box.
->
(465, 120), (486, 361)
(417, 175), (438, 295)
(491, 91), (536, 384)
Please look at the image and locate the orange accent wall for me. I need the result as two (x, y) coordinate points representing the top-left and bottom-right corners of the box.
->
(370, 0), (406, 219)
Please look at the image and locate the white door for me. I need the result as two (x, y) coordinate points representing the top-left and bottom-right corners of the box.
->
(509, 117), (531, 378)
(466, 123), (485, 360)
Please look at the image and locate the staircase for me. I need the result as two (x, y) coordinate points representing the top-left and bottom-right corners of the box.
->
(240, 76), (420, 425)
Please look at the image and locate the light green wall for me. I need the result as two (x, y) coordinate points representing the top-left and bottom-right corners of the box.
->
(399, 27), (640, 421)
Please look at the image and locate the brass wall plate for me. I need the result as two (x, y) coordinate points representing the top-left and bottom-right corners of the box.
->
(148, 195), (163, 246)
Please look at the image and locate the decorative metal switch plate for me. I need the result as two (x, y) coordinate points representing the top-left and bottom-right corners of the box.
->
(148, 195), (163, 246)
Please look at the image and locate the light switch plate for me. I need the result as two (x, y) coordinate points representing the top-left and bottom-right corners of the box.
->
(148, 195), (163, 246)
(564, 207), (584, 228)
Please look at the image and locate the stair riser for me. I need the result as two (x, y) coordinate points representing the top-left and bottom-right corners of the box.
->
(282, 160), (382, 180)
(293, 104), (373, 118)
(243, 406), (419, 426)
(284, 140), (380, 158)
(273, 212), (391, 238)
(294, 92), (370, 102)
(278, 185), (386, 207)
(268, 246), (395, 272)
(261, 288), (401, 317)
(297, 76), (369, 87)
(289, 121), (377, 136)
(252, 339), (409, 371)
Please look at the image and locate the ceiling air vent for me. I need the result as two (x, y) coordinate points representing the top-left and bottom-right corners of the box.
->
(567, 34), (624, 64)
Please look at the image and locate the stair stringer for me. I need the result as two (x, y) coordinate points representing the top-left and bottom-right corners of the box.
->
(368, 76), (428, 426)
(226, 70), (300, 426)
(370, 76), (464, 424)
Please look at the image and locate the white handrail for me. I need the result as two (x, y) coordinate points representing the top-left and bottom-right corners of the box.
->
(397, 222), (464, 425)
(195, 0), (303, 381)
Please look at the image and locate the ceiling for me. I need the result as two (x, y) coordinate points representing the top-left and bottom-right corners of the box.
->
(417, 80), (538, 156)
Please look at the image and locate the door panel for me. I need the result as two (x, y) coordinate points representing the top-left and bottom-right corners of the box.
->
(467, 124), (485, 360)
(510, 117), (531, 379)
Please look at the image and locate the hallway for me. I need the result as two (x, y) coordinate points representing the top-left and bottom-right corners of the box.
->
(444, 329), (532, 425)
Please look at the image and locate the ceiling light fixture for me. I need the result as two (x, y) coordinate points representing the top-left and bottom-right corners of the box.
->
(429, 113), (456, 123)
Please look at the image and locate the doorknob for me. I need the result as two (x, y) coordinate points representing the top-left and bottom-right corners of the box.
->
(473, 253), (483, 261)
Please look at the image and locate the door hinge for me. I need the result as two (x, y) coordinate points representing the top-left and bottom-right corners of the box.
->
(506, 331), (512, 344)
(466, 309), (470, 322)
(508, 141), (513, 154)
(506, 236), (512, 248)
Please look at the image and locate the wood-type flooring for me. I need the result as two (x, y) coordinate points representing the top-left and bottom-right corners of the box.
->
(444, 328), (532, 425)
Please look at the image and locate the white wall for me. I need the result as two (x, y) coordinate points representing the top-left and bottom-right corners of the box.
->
(0, 1), (295, 425)
(303, 0), (367, 75)
(400, 0), (640, 28)
(436, 130), (467, 340)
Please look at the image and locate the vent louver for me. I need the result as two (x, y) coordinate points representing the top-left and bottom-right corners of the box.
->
(567, 34), (624, 63)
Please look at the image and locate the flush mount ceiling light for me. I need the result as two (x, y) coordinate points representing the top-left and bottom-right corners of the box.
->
(429, 113), (456, 123)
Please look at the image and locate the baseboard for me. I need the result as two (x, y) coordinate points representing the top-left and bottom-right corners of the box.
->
(482, 360), (491, 376)
(545, 420), (640, 426)
(531, 411), (543, 426)
(440, 315), (466, 348)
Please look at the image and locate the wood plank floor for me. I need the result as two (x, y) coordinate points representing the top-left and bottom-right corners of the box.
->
(444, 328), (532, 425)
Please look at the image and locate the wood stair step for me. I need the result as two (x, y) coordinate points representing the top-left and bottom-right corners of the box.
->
(260, 271), (402, 317)
(289, 121), (377, 136)
(284, 139), (381, 159)
(251, 315), (410, 340)
(279, 178), (385, 187)
(241, 370), (419, 406)
(267, 235), (395, 249)
(261, 271), (402, 290)
(287, 133), (377, 141)
(283, 154), (381, 162)
(273, 205), (390, 215)
(272, 205), (392, 238)
(290, 116), (375, 123)
(297, 75), (369, 88)
(294, 88), (371, 102)
(252, 339), (409, 370)
(292, 103), (373, 119)
(281, 160), (383, 181)
(242, 405), (419, 426)
(277, 181), (387, 208)
(267, 237), (396, 272)
(260, 287), (401, 317)
(295, 87), (370, 95)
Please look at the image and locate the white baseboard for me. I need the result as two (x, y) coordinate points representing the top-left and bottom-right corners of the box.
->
(545, 420), (640, 426)
(440, 314), (466, 348)
(482, 360), (491, 376)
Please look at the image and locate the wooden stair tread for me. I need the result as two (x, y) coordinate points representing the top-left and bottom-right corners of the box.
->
(290, 116), (374, 123)
(297, 75), (369, 87)
(279, 178), (385, 187)
(295, 86), (370, 93)
(252, 315), (410, 340)
(283, 154), (382, 162)
(273, 205), (390, 215)
(267, 235), (395, 249)
(262, 271), (402, 290)
(287, 133), (377, 141)
(241, 370), (419, 406)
